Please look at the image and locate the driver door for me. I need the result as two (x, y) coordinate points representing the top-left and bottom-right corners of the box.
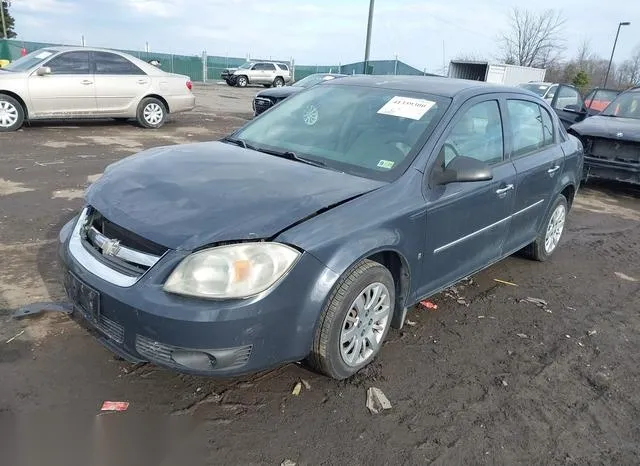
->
(550, 84), (587, 129)
(27, 51), (97, 117)
(420, 97), (516, 297)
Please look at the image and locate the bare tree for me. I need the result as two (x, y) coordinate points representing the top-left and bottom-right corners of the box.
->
(616, 45), (640, 88)
(499, 8), (567, 68)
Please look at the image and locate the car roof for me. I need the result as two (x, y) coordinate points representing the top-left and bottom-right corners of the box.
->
(42, 46), (131, 54)
(329, 75), (530, 98)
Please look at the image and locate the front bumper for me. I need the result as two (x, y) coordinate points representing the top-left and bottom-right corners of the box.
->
(58, 216), (338, 376)
(583, 155), (640, 185)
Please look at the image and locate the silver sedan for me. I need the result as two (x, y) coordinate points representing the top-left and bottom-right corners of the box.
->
(0, 46), (195, 131)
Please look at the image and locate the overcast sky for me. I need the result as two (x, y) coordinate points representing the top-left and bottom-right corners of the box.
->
(11, 0), (640, 72)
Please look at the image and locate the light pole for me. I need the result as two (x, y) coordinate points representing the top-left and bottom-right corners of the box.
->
(604, 21), (630, 87)
(363, 0), (375, 74)
(1, 0), (7, 39)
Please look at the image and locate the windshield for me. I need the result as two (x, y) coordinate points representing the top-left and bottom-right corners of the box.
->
(238, 62), (253, 70)
(586, 90), (620, 108)
(233, 84), (450, 181)
(601, 92), (640, 119)
(3, 49), (57, 72)
(519, 83), (550, 97)
(292, 74), (340, 88)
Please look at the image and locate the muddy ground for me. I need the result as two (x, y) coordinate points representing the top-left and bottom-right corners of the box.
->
(1, 84), (639, 465)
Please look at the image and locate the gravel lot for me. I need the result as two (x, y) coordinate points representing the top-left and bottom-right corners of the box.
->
(1, 84), (639, 465)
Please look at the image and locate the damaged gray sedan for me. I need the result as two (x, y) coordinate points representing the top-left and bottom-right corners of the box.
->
(58, 76), (583, 379)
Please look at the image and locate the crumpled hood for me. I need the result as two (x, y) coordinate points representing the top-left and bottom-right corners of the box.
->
(571, 115), (640, 143)
(86, 142), (384, 250)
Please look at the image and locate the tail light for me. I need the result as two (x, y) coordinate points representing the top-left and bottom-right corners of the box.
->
(186, 80), (193, 91)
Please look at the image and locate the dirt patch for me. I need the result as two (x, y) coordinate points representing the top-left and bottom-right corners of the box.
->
(52, 189), (84, 200)
(0, 178), (34, 196)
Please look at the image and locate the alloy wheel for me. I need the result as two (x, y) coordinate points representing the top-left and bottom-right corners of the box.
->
(339, 282), (391, 367)
(544, 204), (566, 254)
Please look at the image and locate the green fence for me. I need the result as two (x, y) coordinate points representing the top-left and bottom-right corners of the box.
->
(0, 39), (429, 82)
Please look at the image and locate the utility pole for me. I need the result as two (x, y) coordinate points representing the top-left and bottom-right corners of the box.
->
(363, 0), (375, 74)
(1, 1), (7, 39)
(604, 21), (630, 87)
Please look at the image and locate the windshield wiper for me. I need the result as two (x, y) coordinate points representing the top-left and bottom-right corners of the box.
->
(222, 137), (329, 169)
(253, 147), (327, 168)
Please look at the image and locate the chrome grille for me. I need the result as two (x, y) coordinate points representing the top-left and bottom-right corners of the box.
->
(254, 97), (273, 115)
(80, 207), (165, 277)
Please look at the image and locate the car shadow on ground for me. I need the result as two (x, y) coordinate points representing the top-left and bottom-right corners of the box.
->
(23, 118), (182, 131)
(582, 179), (640, 200)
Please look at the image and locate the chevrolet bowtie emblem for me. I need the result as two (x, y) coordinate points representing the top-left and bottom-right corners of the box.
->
(102, 239), (121, 257)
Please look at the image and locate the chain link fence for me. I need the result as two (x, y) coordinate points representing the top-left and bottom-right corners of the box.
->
(0, 39), (432, 82)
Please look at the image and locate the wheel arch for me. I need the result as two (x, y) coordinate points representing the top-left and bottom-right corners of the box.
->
(0, 90), (28, 118)
(313, 245), (413, 332)
(142, 94), (170, 113)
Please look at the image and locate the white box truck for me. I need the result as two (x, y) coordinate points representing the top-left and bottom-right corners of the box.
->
(448, 61), (546, 86)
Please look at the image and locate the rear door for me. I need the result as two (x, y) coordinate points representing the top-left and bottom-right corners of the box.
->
(92, 51), (150, 114)
(261, 63), (277, 85)
(550, 84), (587, 129)
(27, 51), (96, 117)
(421, 96), (516, 296)
(503, 97), (565, 253)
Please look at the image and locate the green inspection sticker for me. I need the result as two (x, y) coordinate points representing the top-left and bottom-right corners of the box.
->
(377, 160), (395, 169)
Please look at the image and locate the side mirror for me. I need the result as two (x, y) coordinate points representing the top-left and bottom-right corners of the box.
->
(435, 156), (493, 185)
(36, 66), (51, 76)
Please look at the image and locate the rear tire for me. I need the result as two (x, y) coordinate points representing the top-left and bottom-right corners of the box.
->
(308, 259), (395, 380)
(273, 77), (285, 87)
(525, 194), (568, 262)
(0, 94), (25, 132)
(136, 97), (167, 129)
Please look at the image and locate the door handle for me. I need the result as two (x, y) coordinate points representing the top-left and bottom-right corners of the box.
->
(80, 80), (93, 85)
(137, 79), (149, 84)
(547, 165), (560, 175)
(495, 184), (514, 195)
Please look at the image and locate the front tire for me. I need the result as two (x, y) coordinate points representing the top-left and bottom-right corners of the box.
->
(308, 259), (395, 380)
(526, 194), (568, 261)
(0, 94), (25, 132)
(236, 75), (248, 87)
(136, 97), (166, 129)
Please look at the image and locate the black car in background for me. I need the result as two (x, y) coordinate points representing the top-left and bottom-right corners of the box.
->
(252, 73), (346, 116)
(569, 86), (640, 185)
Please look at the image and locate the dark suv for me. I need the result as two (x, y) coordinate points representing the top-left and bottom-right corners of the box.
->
(59, 76), (583, 379)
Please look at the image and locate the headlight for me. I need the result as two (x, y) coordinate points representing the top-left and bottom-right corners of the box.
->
(163, 243), (300, 299)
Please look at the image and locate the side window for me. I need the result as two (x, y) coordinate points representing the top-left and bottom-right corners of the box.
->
(93, 52), (145, 75)
(252, 63), (265, 70)
(544, 85), (557, 103)
(441, 100), (504, 167)
(555, 86), (581, 110)
(263, 63), (276, 71)
(507, 100), (545, 157)
(540, 106), (554, 146)
(278, 64), (289, 71)
(45, 52), (90, 74)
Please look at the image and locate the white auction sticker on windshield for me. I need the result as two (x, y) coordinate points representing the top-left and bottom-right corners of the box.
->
(35, 51), (53, 59)
(377, 96), (435, 120)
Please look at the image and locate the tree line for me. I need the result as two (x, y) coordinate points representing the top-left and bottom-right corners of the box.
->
(499, 8), (639, 92)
